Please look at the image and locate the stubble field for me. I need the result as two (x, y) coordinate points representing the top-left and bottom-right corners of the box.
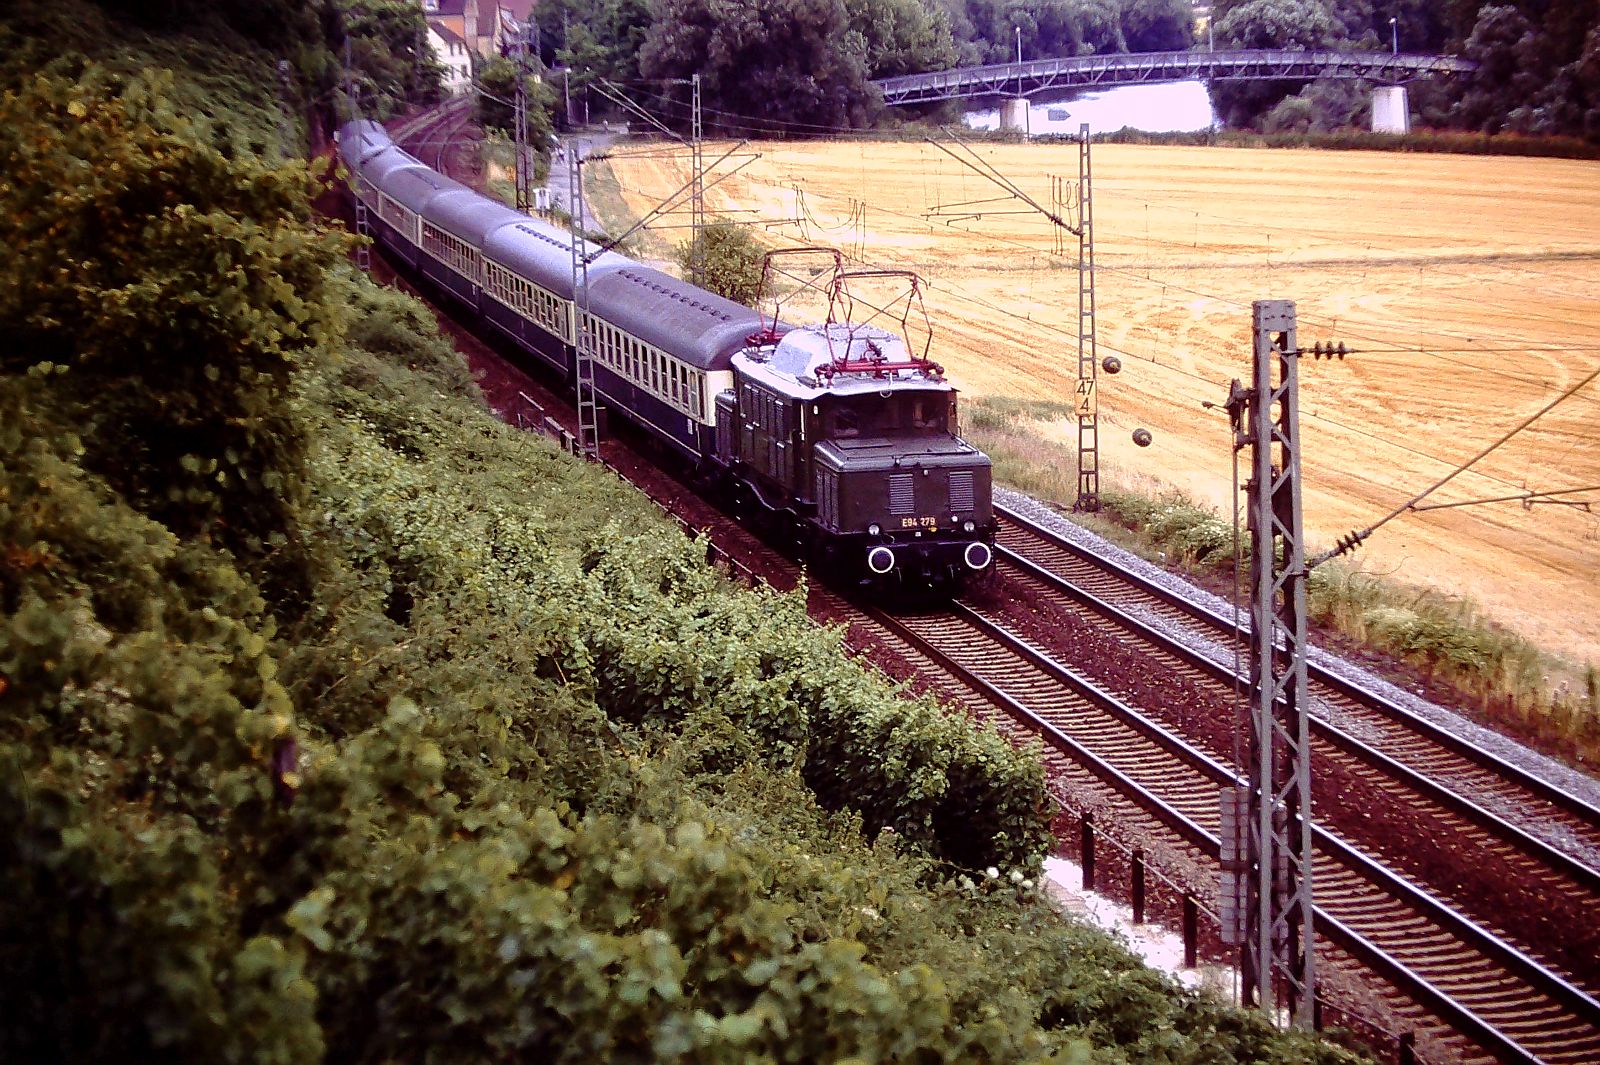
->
(598, 140), (1600, 665)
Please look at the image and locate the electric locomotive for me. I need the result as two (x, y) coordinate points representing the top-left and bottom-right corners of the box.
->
(336, 118), (995, 591)
(716, 315), (994, 587)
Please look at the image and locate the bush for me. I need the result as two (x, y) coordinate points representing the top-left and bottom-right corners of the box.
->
(675, 217), (766, 306)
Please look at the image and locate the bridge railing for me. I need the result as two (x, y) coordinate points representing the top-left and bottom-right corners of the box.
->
(873, 49), (1477, 105)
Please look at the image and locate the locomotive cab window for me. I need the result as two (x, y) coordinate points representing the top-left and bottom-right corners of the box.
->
(823, 392), (948, 439)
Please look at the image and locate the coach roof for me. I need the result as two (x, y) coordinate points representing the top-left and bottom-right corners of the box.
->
(425, 192), (527, 246)
(483, 219), (634, 300)
(338, 120), (391, 168)
(586, 266), (767, 371)
(380, 164), (473, 215)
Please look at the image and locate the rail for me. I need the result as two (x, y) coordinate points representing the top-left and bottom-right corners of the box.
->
(872, 49), (1478, 105)
(876, 599), (1600, 1063)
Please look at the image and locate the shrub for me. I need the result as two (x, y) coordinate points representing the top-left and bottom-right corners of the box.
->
(676, 217), (767, 306)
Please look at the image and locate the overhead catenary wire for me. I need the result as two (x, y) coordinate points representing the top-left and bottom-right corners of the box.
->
(603, 137), (1599, 512)
(1309, 359), (1600, 567)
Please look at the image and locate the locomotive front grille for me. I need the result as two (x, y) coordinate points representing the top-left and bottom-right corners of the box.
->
(948, 470), (974, 512)
(817, 468), (839, 528)
(888, 473), (915, 515)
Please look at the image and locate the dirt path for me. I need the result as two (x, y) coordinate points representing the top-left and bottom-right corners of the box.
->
(598, 140), (1600, 667)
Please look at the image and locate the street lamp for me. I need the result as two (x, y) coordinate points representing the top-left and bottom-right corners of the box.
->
(1014, 25), (1023, 99)
(1389, 17), (1398, 55)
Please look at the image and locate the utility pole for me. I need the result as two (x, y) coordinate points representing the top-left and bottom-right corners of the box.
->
(343, 29), (357, 124)
(689, 74), (706, 286)
(1072, 123), (1100, 512)
(922, 129), (1101, 509)
(568, 147), (600, 462)
(513, 23), (534, 213)
(1221, 300), (1316, 1028)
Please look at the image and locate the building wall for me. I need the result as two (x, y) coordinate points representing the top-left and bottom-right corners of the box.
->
(426, 24), (473, 95)
(422, 0), (495, 57)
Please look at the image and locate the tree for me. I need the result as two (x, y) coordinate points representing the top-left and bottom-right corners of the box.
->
(846, 0), (959, 77)
(1212, 0), (1336, 49)
(1577, 26), (1600, 140)
(641, 0), (877, 133)
(0, 64), (350, 600)
(477, 53), (557, 147)
(1450, 5), (1540, 131)
(338, 0), (445, 120)
(1208, 0), (1337, 128)
(675, 219), (766, 306)
(1120, 0), (1194, 52)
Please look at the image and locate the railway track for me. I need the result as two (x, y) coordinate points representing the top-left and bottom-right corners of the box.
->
(351, 112), (1600, 1060)
(992, 499), (1600, 874)
(844, 593), (1600, 1065)
(389, 95), (473, 165)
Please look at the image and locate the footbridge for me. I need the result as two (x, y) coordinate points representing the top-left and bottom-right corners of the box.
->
(872, 49), (1477, 106)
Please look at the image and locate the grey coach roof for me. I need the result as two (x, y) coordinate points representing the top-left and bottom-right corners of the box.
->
(483, 220), (633, 300)
(338, 120), (391, 168)
(425, 192), (526, 246)
(381, 164), (472, 215)
(586, 267), (767, 371)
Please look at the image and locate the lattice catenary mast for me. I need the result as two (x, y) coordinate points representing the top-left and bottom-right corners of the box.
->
(1072, 123), (1100, 512)
(1220, 300), (1316, 1028)
(512, 24), (536, 213)
(568, 147), (600, 461)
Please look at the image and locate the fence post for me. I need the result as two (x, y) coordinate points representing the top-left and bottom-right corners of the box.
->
(1081, 813), (1095, 892)
(1131, 848), (1146, 923)
(1183, 896), (1197, 969)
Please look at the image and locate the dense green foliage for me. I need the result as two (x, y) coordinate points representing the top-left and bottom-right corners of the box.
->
(0, 61), (349, 610)
(640, 0), (879, 132)
(1208, 0), (1600, 139)
(675, 219), (769, 306)
(476, 52), (559, 149)
(530, 0), (1190, 133)
(336, 0), (446, 120)
(932, 0), (1193, 64)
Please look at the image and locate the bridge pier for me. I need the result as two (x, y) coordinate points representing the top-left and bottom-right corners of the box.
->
(1000, 97), (1031, 136)
(1370, 85), (1410, 134)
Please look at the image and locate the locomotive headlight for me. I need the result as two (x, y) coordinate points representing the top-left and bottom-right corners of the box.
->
(868, 523), (882, 537)
(963, 520), (975, 533)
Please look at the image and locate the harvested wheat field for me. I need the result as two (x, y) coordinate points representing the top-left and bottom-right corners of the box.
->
(598, 141), (1600, 665)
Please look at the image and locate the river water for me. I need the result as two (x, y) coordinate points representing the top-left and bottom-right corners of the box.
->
(964, 79), (1218, 135)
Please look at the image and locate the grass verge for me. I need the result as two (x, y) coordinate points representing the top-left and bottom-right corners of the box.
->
(963, 396), (1600, 773)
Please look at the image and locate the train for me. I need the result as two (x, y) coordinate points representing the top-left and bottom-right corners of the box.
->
(336, 119), (995, 591)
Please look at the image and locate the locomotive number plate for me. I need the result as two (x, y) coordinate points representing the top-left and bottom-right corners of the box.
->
(901, 517), (938, 529)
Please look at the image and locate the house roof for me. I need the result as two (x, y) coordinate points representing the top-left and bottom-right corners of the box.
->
(427, 18), (468, 48)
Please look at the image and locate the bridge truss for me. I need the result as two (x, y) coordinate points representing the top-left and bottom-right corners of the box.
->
(874, 49), (1477, 106)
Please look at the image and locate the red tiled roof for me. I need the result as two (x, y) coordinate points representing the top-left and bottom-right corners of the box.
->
(427, 18), (469, 48)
